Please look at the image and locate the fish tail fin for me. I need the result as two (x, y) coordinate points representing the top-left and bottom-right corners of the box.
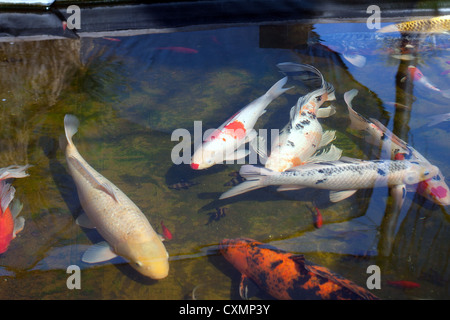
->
(344, 89), (367, 131)
(265, 76), (292, 100)
(0, 164), (32, 180)
(219, 165), (273, 199)
(64, 114), (80, 146)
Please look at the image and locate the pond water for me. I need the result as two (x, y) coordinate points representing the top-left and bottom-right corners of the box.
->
(0, 14), (449, 300)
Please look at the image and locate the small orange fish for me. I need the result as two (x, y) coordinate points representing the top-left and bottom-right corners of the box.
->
(387, 280), (420, 289)
(219, 238), (379, 300)
(160, 221), (172, 241)
(313, 206), (323, 228)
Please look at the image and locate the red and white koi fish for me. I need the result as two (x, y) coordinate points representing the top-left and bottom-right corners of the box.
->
(345, 89), (450, 206)
(402, 66), (450, 98)
(219, 159), (438, 202)
(0, 165), (31, 254)
(259, 63), (341, 172)
(190, 77), (291, 170)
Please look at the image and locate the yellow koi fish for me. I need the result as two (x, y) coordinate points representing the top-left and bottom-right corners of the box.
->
(63, 115), (169, 279)
(378, 15), (450, 34)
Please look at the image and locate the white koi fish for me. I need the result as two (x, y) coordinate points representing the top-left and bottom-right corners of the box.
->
(219, 159), (438, 202)
(190, 76), (291, 170)
(260, 63), (340, 172)
(345, 89), (450, 206)
(63, 114), (169, 279)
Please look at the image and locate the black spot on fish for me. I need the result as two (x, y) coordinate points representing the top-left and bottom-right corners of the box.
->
(377, 168), (386, 176)
(301, 111), (307, 116)
(381, 133), (388, 141)
(300, 119), (311, 125)
(287, 140), (295, 147)
(315, 179), (327, 184)
(270, 260), (283, 270)
(295, 123), (304, 130)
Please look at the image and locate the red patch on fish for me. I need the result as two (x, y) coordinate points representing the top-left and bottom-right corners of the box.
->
(430, 186), (448, 199)
(387, 280), (420, 289)
(408, 66), (423, 81)
(0, 207), (14, 254)
(190, 163), (199, 170)
(160, 221), (173, 240)
(223, 120), (246, 140)
(417, 179), (430, 195)
(394, 153), (406, 160)
(155, 47), (198, 54)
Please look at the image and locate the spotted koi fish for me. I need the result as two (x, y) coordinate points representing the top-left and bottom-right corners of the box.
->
(190, 77), (291, 170)
(377, 15), (450, 34)
(259, 63), (341, 172)
(219, 158), (438, 202)
(219, 238), (379, 300)
(345, 89), (450, 206)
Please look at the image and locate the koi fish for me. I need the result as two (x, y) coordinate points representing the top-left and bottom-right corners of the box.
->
(345, 89), (450, 206)
(190, 77), (291, 170)
(219, 238), (379, 300)
(377, 15), (450, 34)
(155, 47), (199, 54)
(258, 63), (341, 172)
(0, 165), (30, 254)
(160, 221), (172, 241)
(387, 280), (420, 289)
(62, 114), (169, 279)
(401, 66), (450, 98)
(219, 159), (438, 202)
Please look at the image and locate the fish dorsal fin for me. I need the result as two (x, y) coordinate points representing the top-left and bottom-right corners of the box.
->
(68, 156), (120, 203)
(303, 262), (378, 300)
(290, 254), (306, 265)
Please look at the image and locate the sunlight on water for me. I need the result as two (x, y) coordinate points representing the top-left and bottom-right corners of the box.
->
(0, 13), (448, 300)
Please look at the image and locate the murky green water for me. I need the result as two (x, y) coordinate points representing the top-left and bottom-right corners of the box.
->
(0, 17), (449, 300)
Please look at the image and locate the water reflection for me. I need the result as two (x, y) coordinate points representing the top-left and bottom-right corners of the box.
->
(0, 16), (448, 299)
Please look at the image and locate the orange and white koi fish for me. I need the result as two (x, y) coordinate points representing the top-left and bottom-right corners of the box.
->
(259, 63), (341, 172)
(0, 165), (31, 254)
(377, 15), (450, 34)
(219, 238), (379, 300)
(345, 89), (450, 206)
(401, 66), (450, 98)
(190, 77), (291, 170)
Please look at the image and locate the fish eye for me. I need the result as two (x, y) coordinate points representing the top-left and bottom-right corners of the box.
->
(135, 261), (143, 267)
(316, 96), (322, 102)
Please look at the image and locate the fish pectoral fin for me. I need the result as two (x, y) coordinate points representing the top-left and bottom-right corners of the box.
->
(12, 217), (25, 238)
(277, 185), (305, 192)
(75, 212), (96, 229)
(316, 105), (336, 118)
(239, 274), (260, 300)
(317, 130), (336, 148)
(68, 156), (120, 203)
(390, 184), (406, 211)
(243, 129), (258, 144)
(329, 190), (358, 202)
(343, 53), (366, 68)
(306, 145), (342, 164)
(82, 241), (118, 263)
